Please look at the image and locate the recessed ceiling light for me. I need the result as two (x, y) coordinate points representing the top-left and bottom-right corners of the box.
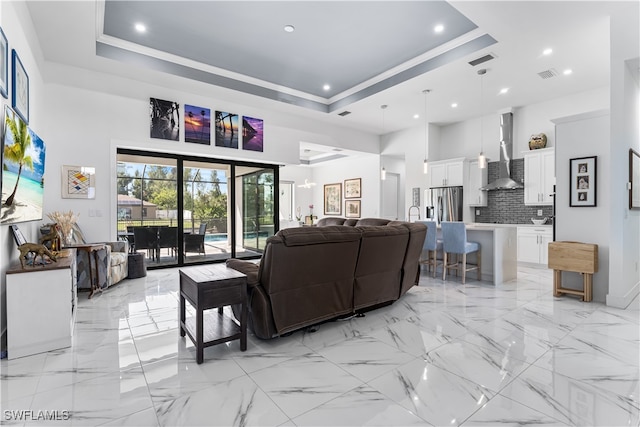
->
(284, 25), (295, 33)
(434, 24), (444, 33)
(323, 84), (330, 91)
(451, 103), (458, 108)
(543, 48), (553, 56)
(499, 88), (509, 94)
(413, 114), (420, 119)
(563, 69), (573, 75)
(134, 22), (146, 33)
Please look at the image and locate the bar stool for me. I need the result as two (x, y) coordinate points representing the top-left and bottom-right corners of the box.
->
(418, 221), (442, 278)
(441, 221), (481, 284)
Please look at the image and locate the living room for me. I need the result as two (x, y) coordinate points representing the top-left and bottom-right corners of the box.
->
(1, 1), (639, 425)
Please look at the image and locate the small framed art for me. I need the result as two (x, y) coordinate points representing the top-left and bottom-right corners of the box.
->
(62, 165), (96, 199)
(324, 183), (342, 215)
(345, 200), (361, 218)
(11, 49), (28, 123)
(570, 156), (596, 207)
(344, 178), (361, 199)
(0, 27), (7, 98)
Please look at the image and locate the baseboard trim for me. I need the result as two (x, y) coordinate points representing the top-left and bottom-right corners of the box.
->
(606, 281), (640, 309)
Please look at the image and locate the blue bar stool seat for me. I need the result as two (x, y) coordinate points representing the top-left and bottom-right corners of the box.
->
(441, 221), (481, 284)
(418, 221), (442, 278)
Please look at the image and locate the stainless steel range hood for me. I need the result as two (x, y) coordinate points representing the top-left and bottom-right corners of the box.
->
(480, 111), (523, 190)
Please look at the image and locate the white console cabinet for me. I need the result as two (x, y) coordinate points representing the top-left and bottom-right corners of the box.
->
(6, 249), (77, 359)
(517, 227), (552, 265)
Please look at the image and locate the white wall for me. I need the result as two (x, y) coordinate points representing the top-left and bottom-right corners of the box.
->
(0, 1), (47, 350)
(278, 165), (313, 222)
(606, 4), (640, 307)
(36, 67), (379, 243)
(554, 110), (610, 303)
(382, 124), (439, 221)
(437, 88), (609, 162)
(310, 154), (381, 219)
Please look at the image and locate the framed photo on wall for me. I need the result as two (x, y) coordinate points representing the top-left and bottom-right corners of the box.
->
(344, 178), (361, 199)
(61, 165), (96, 199)
(0, 27), (8, 99)
(324, 183), (341, 215)
(345, 200), (361, 218)
(11, 49), (28, 124)
(570, 156), (597, 207)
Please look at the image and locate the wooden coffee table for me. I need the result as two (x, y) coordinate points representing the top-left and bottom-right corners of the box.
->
(179, 264), (247, 364)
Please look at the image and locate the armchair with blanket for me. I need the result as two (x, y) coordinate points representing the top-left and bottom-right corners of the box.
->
(61, 224), (128, 290)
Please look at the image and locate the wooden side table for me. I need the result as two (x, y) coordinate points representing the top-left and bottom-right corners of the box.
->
(179, 264), (247, 364)
(548, 241), (598, 302)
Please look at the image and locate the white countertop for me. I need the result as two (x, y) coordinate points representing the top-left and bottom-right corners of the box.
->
(467, 222), (552, 229)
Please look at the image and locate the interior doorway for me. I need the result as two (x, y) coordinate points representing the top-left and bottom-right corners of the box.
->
(381, 172), (400, 220)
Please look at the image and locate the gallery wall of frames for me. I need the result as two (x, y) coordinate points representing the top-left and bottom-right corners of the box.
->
(149, 97), (264, 153)
(1, 25), (48, 225)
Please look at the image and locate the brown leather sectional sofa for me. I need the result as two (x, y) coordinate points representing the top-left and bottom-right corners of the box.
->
(226, 218), (427, 339)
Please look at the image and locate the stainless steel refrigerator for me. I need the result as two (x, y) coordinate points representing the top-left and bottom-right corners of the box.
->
(425, 186), (463, 225)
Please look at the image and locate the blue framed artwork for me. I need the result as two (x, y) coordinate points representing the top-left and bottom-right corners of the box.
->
(0, 27), (7, 99)
(12, 49), (28, 124)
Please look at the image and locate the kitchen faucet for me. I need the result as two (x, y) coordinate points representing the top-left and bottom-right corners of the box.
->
(408, 205), (420, 222)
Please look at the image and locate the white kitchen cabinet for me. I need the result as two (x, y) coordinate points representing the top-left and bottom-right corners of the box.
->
(524, 148), (555, 205)
(429, 158), (465, 187)
(6, 249), (77, 359)
(466, 160), (488, 206)
(517, 227), (552, 264)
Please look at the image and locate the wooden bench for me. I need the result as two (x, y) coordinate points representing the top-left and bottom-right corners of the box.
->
(548, 241), (598, 302)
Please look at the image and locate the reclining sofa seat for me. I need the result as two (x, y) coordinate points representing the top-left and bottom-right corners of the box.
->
(227, 220), (427, 339)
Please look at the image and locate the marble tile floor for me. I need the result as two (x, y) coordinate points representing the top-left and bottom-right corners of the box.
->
(1, 265), (638, 426)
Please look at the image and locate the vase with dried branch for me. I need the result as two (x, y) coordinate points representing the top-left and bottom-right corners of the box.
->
(47, 210), (79, 247)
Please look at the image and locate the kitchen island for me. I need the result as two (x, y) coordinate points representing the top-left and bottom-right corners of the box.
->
(464, 223), (518, 285)
(420, 222), (518, 285)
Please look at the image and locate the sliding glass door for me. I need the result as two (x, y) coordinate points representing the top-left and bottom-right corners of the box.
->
(116, 149), (278, 269)
(182, 160), (231, 264)
(116, 153), (179, 267)
(236, 167), (275, 258)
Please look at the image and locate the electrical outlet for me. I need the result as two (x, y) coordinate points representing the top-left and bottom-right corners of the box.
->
(475, 209), (480, 216)
(537, 209), (543, 216)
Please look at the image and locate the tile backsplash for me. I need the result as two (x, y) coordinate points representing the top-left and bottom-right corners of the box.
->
(474, 159), (553, 224)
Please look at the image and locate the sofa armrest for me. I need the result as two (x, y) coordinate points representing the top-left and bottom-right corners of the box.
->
(225, 258), (260, 287)
(104, 241), (128, 253)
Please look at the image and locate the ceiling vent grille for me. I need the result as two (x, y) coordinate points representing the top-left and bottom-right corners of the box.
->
(468, 54), (495, 67)
(537, 69), (558, 79)
(338, 111), (351, 116)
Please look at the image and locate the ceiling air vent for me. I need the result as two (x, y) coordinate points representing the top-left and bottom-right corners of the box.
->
(468, 54), (495, 67)
(338, 111), (351, 116)
(537, 69), (558, 79)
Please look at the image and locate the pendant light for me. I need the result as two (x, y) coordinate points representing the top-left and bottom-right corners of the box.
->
(477, 69), (487, 169)
(422, 89), (430, 174)
(380, 104), (387, 180)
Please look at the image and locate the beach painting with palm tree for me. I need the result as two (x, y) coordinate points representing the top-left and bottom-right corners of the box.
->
(1, 106), (46, 224)
(184, 104), (210, 145)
